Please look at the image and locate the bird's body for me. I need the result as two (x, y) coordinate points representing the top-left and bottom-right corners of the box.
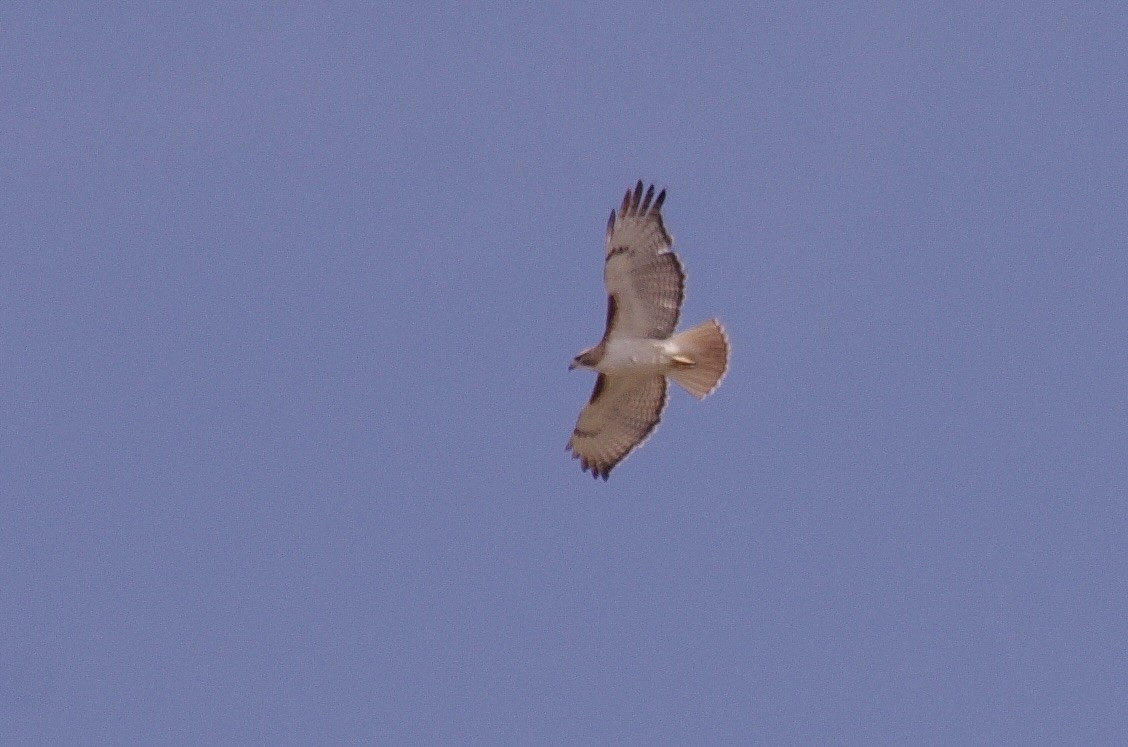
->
(578, 336), (680, 376)
(567, 181), (729, 480)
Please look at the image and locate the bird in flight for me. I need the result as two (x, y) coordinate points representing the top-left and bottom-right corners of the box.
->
(567, 181), (729, 480)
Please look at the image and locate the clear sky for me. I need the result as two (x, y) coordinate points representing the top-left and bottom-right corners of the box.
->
(3, 4), (1126, 743)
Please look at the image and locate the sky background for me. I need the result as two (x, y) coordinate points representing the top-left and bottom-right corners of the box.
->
(3, 3), (1127, 743)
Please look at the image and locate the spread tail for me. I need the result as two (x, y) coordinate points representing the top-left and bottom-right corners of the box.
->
(668, 319), (729, 399)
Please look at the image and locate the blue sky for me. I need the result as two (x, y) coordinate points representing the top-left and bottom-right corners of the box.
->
(3, 4), (1126, 742)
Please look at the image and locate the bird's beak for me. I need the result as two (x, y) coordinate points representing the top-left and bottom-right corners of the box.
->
(568, 361), (577, 371)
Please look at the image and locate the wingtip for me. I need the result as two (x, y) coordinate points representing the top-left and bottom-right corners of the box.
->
(574, 455), (613, 481)
(639, 184), (655, 214)
(618, 180), (670, 218)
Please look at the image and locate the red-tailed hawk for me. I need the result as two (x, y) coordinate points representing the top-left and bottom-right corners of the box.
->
(567, 181), (729, 480)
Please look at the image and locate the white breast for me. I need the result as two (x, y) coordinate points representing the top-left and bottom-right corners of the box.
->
(596, 337), (675, 376)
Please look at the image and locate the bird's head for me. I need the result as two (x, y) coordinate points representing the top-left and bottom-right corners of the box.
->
(569, 347), (598, 371)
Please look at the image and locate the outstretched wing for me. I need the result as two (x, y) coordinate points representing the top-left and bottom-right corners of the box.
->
(602, 181), (685, 340)
(566, 374), (668, 480)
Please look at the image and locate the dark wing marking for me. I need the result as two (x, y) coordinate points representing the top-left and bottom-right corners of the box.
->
(599, 294), (618, 342)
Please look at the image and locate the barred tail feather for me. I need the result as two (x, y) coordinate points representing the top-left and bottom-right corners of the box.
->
(668, 319), (729, 399)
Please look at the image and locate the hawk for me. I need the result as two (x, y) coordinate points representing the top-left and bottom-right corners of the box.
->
(567, 181), (729, 480)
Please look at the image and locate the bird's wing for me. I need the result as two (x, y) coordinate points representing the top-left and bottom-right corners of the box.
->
(567, 373), (668, 480)
(601, 181), (685, 340)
